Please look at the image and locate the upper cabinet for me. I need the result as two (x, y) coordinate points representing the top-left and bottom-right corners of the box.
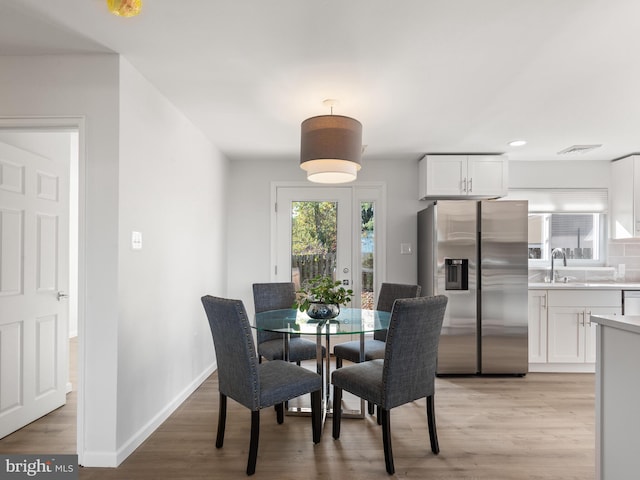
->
(610, 155), (640, 239)
(418, 154), (508, 200)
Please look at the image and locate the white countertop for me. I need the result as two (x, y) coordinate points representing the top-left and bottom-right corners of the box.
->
(590, 314), (640, 335)
(529, 282), (640, 290)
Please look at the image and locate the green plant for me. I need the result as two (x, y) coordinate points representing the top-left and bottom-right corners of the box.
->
(293, 275), (353, 312)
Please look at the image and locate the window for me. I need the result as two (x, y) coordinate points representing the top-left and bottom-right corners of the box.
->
(360, 202), (374, 309)
(528, 213), (602, 262)
(504, 188), (608, 266)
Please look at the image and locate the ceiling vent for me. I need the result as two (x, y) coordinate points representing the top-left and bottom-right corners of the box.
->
(557, 144), (602, 155)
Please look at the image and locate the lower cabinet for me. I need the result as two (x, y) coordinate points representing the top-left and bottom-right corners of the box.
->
(529, 289), (621, 371)
(528, 290), (548, 364)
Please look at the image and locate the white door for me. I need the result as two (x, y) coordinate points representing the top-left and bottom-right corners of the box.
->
(0, 140), (69, 438)
(272, 184), (386, 309)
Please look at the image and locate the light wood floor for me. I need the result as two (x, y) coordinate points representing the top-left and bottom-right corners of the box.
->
(0, 362), (595, 480)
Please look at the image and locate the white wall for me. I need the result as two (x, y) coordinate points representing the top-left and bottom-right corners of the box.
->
(0, 54), (121, 464)
(115, 59), (227, 461)
(509, 160), (611, 189)
(0, 55), (228, 467)
(228, 157), (614, 313)
(227, 156), (423, 313)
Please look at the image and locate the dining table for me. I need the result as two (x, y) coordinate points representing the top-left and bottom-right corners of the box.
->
(252, 307), (391, 419)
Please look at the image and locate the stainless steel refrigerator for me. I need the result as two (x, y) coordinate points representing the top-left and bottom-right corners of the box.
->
(418, 200), (528, 375)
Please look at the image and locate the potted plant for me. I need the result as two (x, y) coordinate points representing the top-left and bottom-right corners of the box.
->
(293, 275), (354, 319)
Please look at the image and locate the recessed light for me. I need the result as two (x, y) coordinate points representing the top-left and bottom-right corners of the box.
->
(508, 140), (527, 147)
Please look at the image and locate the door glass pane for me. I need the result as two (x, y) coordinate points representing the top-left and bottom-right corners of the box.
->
(291, 201), (337, 290)
(361, 202), (375, 310)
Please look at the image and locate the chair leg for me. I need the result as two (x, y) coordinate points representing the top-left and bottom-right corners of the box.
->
(311, 389), (322, 444)
(276, 403), (284, 424)
(335, 356), (342, 369)
(426, 394), (440, 454)
(380, 408), (395, 475)
(377, 405), (382, 425)
(332, 386), (343, 439)
(368, 401), (375, 415)
(247, 410), (260, 476)
(216, 393), (227, 448)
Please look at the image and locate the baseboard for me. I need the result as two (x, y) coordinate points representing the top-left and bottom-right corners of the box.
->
(528, 363), (595, 373)
(80, 451), (119, 468)
(81, 360), (217, 468)
(115, 361), (217, 466)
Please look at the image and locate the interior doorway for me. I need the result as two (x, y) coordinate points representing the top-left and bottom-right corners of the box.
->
(0, 125), (79, 452)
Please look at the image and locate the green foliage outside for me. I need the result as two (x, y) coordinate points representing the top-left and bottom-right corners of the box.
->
(290, 200), (375, 295)
(291, 201), (337, 255)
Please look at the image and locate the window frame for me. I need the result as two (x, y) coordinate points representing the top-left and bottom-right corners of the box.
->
(528, 212), (607, 267)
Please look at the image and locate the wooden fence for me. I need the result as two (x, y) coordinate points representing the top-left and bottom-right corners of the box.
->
(291, 253), (336, 288)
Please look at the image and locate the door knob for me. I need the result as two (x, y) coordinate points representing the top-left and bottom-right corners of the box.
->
(57, 291), (69, 301)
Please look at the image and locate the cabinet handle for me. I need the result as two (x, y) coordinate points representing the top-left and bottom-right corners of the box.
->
(586, 311), (592, 326)
(462, 178), (467, 193)
(469, 178), (473, 192)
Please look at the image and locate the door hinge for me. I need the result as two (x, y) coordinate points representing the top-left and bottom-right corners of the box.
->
(275, 265), (278, 275)
(274, 202), (277, 213)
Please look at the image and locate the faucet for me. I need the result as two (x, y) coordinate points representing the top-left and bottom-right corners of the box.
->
(550, 248), (567, 283)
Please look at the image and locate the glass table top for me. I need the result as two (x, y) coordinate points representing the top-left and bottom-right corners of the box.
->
(252, 308), (391, 335)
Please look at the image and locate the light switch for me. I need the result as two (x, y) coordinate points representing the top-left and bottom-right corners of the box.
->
(131, 231), (142, 250)
(400, 243), (412, 255)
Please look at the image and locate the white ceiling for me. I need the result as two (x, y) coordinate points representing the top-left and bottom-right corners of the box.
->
(1, 0), (639, 164)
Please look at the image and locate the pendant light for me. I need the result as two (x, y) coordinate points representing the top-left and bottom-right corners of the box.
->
(300, 100), (362, 184)
(107, 0), (142, 17)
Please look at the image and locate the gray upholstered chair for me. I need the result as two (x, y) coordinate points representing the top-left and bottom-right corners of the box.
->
(331, 295), (448, 475)
(201, 295), (322, 476)
(333, 283), (421, 369)
(253, 282), (325, 364)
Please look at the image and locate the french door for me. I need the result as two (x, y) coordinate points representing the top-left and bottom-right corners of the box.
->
(274, 184), (385, 311)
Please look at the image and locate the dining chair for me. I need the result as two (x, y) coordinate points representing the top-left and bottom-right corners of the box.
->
(253, 282), (325, 364)
(333, 283), (421, 415)
(333, 283), (421, 369)
(201, 295), (322, 476)
(331, 295), (448, 475)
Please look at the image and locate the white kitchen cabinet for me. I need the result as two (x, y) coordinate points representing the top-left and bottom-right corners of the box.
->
(610, 155), (640, 238)
(418, 154), (508, 199)
(547, 290), (621, 364)
(591, 315), (640, 480)
(528, 290), (547, 363)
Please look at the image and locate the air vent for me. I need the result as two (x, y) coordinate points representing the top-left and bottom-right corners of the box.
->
(557, 144), (602, 155)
